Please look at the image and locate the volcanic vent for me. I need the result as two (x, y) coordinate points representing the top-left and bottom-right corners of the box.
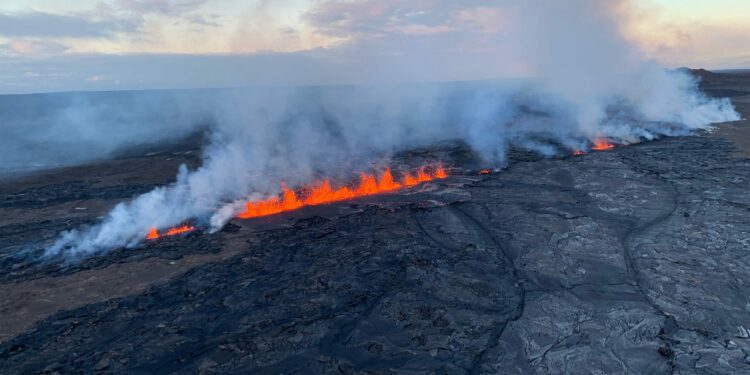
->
(145, 165), (448, 240)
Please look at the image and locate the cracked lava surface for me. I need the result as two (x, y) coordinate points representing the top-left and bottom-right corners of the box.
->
(1, 72), (749, 373)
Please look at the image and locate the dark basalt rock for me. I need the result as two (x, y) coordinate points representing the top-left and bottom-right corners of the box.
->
(1, 132), (749, 374)
(1, 72), (749, 373)
(0, 181), (156, 209)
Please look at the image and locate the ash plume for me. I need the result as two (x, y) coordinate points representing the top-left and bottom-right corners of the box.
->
(43, 0), (739, 258)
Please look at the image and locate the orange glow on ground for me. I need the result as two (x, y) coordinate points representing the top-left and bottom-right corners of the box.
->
(591, 138), (615, 151)
(238, 165), (448, 219)
(145, 225), (195, 240)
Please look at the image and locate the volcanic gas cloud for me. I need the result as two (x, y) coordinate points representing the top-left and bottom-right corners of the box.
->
(43, 0), (741, 258)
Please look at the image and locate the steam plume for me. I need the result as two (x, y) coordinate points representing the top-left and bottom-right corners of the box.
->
(44, 0), (739, 257)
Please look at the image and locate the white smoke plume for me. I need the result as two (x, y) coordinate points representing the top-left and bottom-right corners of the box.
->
(44, 0), (739, 257)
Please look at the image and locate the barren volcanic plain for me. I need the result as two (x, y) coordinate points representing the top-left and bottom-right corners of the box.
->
(1, 72), (749, 373)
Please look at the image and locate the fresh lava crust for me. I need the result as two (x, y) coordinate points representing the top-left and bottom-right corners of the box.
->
(146, 165), (448, 240)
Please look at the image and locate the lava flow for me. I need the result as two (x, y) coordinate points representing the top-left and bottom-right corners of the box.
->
(573, 138), (616, 155)
(591, 138), (615, 151)
(238, 165), (448, 219)
(146, 225), (195, 240)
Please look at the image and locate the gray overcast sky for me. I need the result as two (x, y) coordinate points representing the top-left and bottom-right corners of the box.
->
(0, 0), (748, 94)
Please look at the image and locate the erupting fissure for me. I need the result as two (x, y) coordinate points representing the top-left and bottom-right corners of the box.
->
(591, 138), (615, 151)
(574, 138), (616, 155)
(146, 165), (447, 240)
(238, 165), (447, 219)
(146, 225), (195, 240)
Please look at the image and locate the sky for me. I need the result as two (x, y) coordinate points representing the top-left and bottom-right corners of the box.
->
(0, 0), (748, 94)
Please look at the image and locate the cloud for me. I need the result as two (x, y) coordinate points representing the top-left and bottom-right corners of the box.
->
(0, 1), (219, 55)
(1, 0), (747, 94)
(649, 24), (750, 68)
(304, 0), (500, 38)
(184, 13), (221, 27)
(229, 1), (339, 54)
(0, 52), (342, 94)
(114, 0), (208, 17)
(0, 11), (137, 38)
(619, 0), (750, 69)
(0, 39), (69, 55)
(455, 7), (505, 34)
(0, 1), (521, 94)
(299, 0), (516, 79)
(103, 0), (217, 30)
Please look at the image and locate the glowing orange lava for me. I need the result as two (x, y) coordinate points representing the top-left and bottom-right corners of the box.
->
(591, 138), (615, 151)
(145, 225), (195, 240)
(573, 150), (585, 156)
(146, 227), (159, 240)
(238, 165), (448, 219)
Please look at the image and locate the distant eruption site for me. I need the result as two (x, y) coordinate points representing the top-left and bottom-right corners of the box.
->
(144, 138), (618, 242)
(43, 89), (738, 258)
(40, 22), (741, 258)
(22, 0), (741, 258)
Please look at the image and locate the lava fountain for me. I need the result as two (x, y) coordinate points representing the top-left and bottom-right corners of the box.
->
(238, 165), (447, 219)
(573, 138), (617, 155)
(591, 138), (615, 151)
(146, 225), (196, 240)
(146, 165), (448, 239)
